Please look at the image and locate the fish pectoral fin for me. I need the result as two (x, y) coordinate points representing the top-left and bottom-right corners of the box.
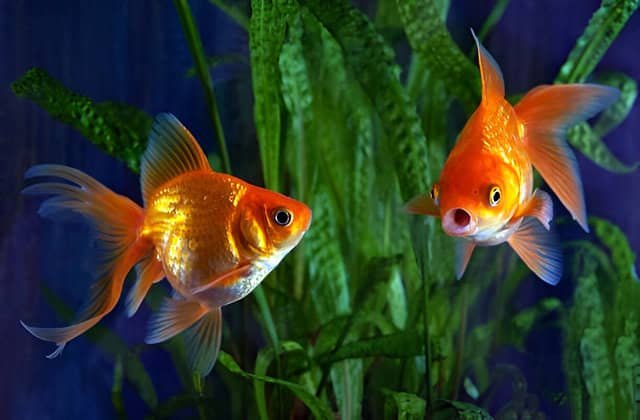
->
(507, 218), (563, 285)
(455, 239), (476, 280)
(516, 189), (553, 230)
(184, 307), (223, 376)
(140, 113), (212, 205)
(471, 28), (505, 104)
(126, 256), (165, 317)
(404, 194), (440, 216)
(515, 84), (619, 232)
(145, 298), (208, 344)
(189, 264), (253, 295)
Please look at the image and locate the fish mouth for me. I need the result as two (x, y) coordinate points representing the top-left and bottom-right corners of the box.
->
(442, 208), (477, 237)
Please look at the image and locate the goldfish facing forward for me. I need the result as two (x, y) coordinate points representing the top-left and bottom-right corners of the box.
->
(22, 114), (312, 375)
(406, 32), (618, 285)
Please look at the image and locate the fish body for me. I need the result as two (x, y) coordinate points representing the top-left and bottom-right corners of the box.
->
(21, 114), (311, 375)
(406, 31), (619, 285)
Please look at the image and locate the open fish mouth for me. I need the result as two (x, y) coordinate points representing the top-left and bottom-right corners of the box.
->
(442, 208), (477, 236)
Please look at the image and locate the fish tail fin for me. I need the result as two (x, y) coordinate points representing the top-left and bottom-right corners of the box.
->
(515, 84), (619, 232)
(21, 164), (151, 356)
(146, 299), (222, 376)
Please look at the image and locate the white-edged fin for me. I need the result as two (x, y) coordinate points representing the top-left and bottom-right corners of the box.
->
(507, 218), (563, 285)
(126, 256), (165, 317)
(141, 113), (211, 204)
(518, 189), (553, 230)
(189, 264), (253, 295)
(455, 239), (476, 280)
(515, 84), (619, 232)
(471, 28), (505, 104)
(183, 307), (223, 376)
(404, 194), (440, 216)
(145, 298), (207, 344)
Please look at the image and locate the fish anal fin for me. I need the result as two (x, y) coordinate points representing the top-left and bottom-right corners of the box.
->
(404, 194), (440, 217)
(184, 307), (223, 376)
(507, 218), (562, 285)
(145, 299), (207, 344)
(455, 239), (476, 279)
(126, 255), (165, 317)
(516, 189), (553, 230)
(471, 29), (505, 103)
(515, 84), (619, 232)
(141, 114), (212, 204)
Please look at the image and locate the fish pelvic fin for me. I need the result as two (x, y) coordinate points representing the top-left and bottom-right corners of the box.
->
(184, 308), (223, 376)
(515, 84), (619, 232)
(141, 113), (212, 205)
(515, 189), (553, 230)
(21, 165), (152, 356)
(145, 298), (208, 344)
(126, 255), (165, 317)
(507, 218), (563, 285)
(471, 28), (505, 105)
(454, 239), (476, 280)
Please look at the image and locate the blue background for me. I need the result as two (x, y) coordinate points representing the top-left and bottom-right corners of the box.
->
(1, 1), (638, 418)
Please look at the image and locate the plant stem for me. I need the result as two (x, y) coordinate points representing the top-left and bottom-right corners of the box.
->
(174, 0), (232, 174)
(208, 0), (249, 30)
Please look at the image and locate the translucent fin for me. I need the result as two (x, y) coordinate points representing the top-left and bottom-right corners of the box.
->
(454, 239), (476, 280)
(189, 264), (253, 295)
(140, 113), (211, 204)
(145, 298), (207, 344)
(183, 307), (223, 376)
(516, 189), (553, 230)
(507, 218), (563, 285)
(126, 255), (165, 317)
(21, 165), (149, 356)
(515, 84), (619, 232)
(471, 29), (505, 104)
(404, 194), (440, 216)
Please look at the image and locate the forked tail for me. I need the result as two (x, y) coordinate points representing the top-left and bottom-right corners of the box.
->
(21, 165), (151, 358)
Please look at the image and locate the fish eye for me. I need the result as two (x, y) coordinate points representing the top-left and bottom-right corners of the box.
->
(430, 184), (440, 205)
(489, 186), (501, 206)
(273, 208), (293, 227)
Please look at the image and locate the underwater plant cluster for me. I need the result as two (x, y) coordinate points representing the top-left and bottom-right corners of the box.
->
(3, 0), (640, 419)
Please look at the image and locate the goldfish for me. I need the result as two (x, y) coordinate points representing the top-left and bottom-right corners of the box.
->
(21, 113), (312, 375)
(405, 31), (618, 285)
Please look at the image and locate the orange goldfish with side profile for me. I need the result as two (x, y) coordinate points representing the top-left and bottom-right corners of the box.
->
(21, 113), (312, 375)
(406, 31), (619, 285)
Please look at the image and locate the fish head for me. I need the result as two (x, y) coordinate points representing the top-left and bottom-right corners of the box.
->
(435, 149), (521, 240)
(238, 188), (312, 258)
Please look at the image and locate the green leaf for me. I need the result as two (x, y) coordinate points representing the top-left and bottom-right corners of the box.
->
(590, 217), (639, 284)
(316, 331), (422, 365)
(476, 0), (512, 41)
(11, 68), (151, 172)
(185, 53), (246, 78)
(556, 0), (639, 84)
(396, 0), (480, 111)
(593, 72), (638, 136)
(567, 122), (638, 173)
(382, 390), (426, 420)
(254, 341), (308, 420)
(249, 0), (289, 190)
(39, 282), (158, 408)
(303, 0), (431, 201)
(429, 399), (493, 419)
(218, 351), (333, 420)
(208, 0), (249, 30)
(111, 356), (126, 419)
(174, 0), (231, 173)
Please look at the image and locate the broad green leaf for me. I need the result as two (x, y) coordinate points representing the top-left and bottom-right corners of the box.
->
(396, 0), (480, 111)
(590, 217), (638, 284)
(249, 0), (288, 190)
(218, 351), (333, 420)
(556, 0), (639, 83)
(331, 359), (363, 420)
(39, 283), (158, 408)
(11, 68), (151, 172)
(504, 298), (562, 350)
(593, 72), (638, 136)
(567, 122), (638, 173)
(316, 331), (422, 365)
(303, 0), (431, 201)
(382, 390), (426, 420)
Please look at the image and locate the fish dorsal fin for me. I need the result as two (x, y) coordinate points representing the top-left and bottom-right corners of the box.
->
(455, 239), (476, 280)
(514, 84), (618, 232)
(507, 218), (562, 285)
(471, 29), (504, 104)
(141, 113), (211, 204)
(515, 189), (553, 230)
